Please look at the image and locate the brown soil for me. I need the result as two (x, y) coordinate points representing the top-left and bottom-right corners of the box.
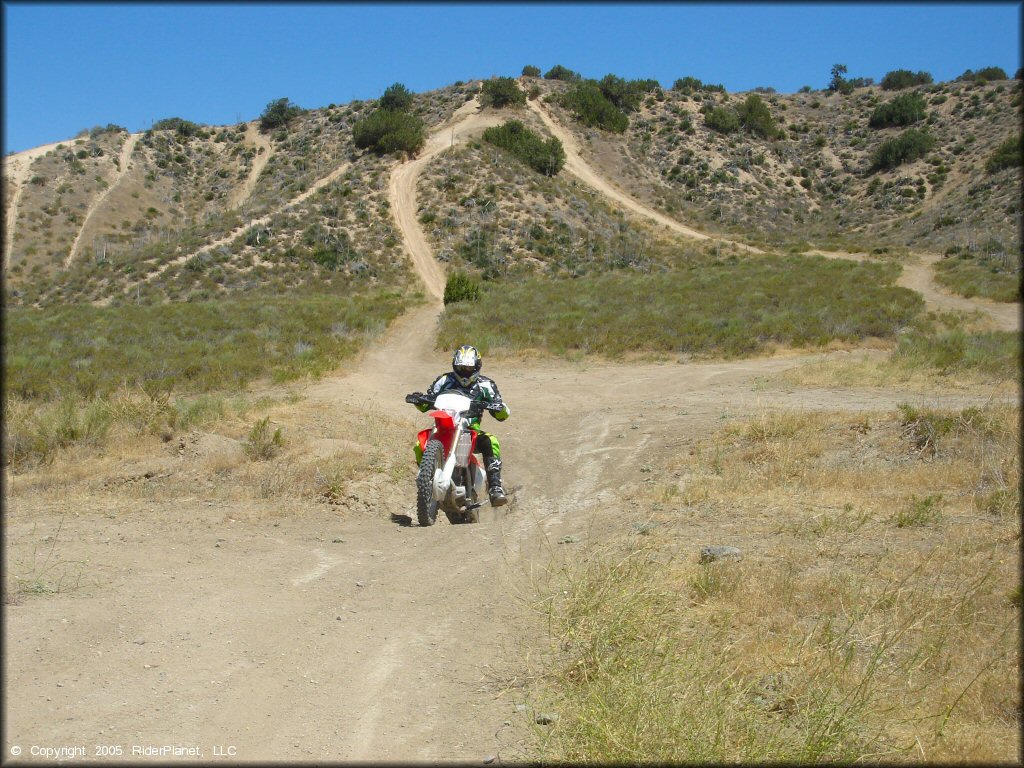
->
(4, 96), (1017, 764)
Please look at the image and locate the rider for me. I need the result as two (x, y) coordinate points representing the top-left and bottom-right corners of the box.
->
(412, 344), (510, 506)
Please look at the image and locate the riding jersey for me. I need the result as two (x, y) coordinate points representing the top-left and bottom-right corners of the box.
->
(420, 373), (510, 423)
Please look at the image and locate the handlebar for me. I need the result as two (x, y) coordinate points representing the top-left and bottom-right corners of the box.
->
(406, 392), (487, 419)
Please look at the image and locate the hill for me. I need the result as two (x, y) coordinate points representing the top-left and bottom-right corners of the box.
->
(3, 72), (1019, 308)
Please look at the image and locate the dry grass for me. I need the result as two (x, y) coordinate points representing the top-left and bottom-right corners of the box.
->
(531, 404), (1020, 762)
(778, 310), (1020, 392)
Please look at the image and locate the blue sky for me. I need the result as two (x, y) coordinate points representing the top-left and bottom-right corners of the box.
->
(3, 2), (1021, 154)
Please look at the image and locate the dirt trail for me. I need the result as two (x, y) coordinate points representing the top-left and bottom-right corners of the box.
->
(389, 97), (506, 300)
(65, 133), (140, 268)
(140, 156), (354, 287)
(5, 102), (1020, 764)
(227, 123), (273, 211)
(524, 94), (763, 254)
(529, 97), (1018, 332)
(810, 249), (1020, 332)
(3, 139), (69, 269)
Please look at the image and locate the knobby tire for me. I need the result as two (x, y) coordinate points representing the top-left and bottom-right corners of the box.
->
(417, 440), (443, 527)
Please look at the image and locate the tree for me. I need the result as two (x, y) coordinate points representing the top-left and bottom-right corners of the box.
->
(828, 64), (849, 93)
(379, 82), (414, 112)
(871, 128), (935, 171)
(481, 77), (526, 108)
(259, 98), (304, 132)
(522, 65), (541, 78)
(353, 109), (425, 155)
(985, 135), (1022, 173)
(880, 69), (933, 90)
(959, 66), (1008, 83)
(597, 74), (659, 113)
(544, 64), (581, 82)
(558, 82), (628, 132)
(704, 106), (740, 134)
(483, 120), (565, 176)
(737, 94), (781, 138)
(869, 93), (927, 128)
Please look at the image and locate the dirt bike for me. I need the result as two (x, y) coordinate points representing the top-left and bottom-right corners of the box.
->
(405, 391), (490, 526)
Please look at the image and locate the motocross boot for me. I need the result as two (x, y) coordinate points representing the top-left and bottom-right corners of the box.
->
(485, 458), (507, 507)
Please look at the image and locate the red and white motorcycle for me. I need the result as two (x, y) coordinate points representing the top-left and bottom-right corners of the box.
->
(405, 391), (489, 526)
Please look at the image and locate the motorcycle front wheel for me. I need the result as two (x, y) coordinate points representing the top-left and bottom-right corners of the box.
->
(417, 439), (444, 527)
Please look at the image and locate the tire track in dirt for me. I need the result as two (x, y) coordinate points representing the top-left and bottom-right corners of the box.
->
(388, 97), (506, 300)
(227, 122), (273, 210)
(65, 132), (140, 268)
(3, 139), (68, 269)
(137, 156), (353, 288)
(810, 249), (1020, 332)
(523, 94), (1017, 332)
(523, 92), (764, 254)
(6, 95), (1019, 766)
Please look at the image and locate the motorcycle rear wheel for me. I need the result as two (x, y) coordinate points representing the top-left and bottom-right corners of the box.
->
(417, 439), (443, 527)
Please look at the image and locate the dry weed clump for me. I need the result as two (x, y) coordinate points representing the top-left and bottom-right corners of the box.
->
(534, 404), (1020, 763)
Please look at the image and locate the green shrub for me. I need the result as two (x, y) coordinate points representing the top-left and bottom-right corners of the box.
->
(558, 82), (629, 132)
(244, 416), (283, 461)
(152, 117), (203, 138)
(378, 82), (414, 112)
(259, 98), (304, 132)
(438, 255), (922, 358)
(353, 109), (426, 155)
(482, 120), (566, 175)
(985, 135), (1023, 173)
(672, 76), (726, 94)
(3, 291), (407, 401)
(737, 94), (782, 138)
(894, 328), (1020, 379)
(871, 129), (935, 170)
(880, 69), (933, 90)
(522, 65), (541, 78)
(958, 66), (1009, 83)
(704, 106), (740, 134)
(443, 271), (482, 305)
(88, 123), (127, 139)
(597, 74), (659, 113)
(480, 77), (526, 108)
(869, 93), (927, 128)
(544, 64), (581, 82)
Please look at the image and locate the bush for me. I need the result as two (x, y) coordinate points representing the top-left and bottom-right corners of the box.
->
(880, 69), (934, 90)
(352, 109), (425, 155)
(597, 74), (659, 113)
(3, 291), (407, 401)
(152, 117), (202, 138)
(545, 64), (581, 82)
(438, 255), (923, 358)
(259, 98), (304, 132)
(522, 65), (541, 78)
(737, 94), (781, 138)
(483, 119), (566, 175)
(958, 66), (1009, 83)
(444, 271), (482, 305)
(869, 93), (927, 128)
(480, 77), (526, 108)
(672, 76), (725, 94)
(558, 82), (629, 132)
(985, 135), (1023, 173)
(88, 123), (127, 139)
(704, 106), (740, 134)
(378, 82), (414, 112)
(244, 416), (283, 461)
(871, 129), (935, 170)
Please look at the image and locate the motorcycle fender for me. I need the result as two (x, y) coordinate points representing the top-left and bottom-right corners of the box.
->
(417, 428), (432, 455)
